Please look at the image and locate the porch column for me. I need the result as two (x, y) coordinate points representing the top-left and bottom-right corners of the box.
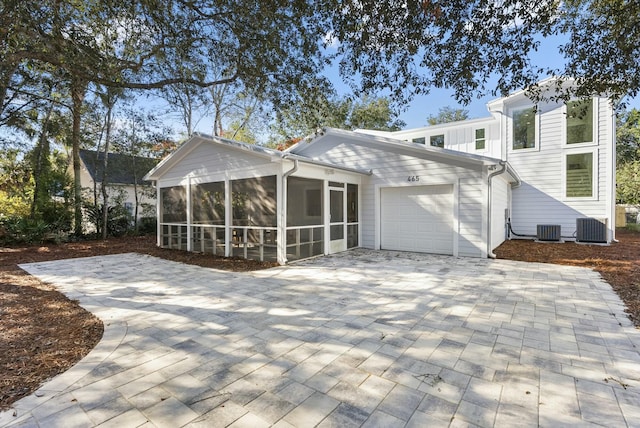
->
(224, 178), (231, 257)
(277, 171), (286, 264)
(186, 177), (192, 252)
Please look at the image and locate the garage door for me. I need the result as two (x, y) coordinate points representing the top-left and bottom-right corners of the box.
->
(381, 185), (454, 255)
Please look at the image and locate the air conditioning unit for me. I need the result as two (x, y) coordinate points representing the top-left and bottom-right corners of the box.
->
(576, 218), (607, 243)
(537, 224), (561, 241)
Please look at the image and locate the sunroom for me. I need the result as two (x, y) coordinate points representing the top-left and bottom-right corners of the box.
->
(145, 134), (369, 265)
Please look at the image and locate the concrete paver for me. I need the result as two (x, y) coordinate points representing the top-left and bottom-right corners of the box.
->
(2, 249), (639, 427)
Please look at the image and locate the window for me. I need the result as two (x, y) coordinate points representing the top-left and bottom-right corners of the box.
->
(512, 107), (536, 150)
(412, 137), (426, 144)
(475, 128), (486, 150)
(124, 202), (133, 215)
(430, 134), (444, 148)
(566, 99), (593, 145)
(566, 152), (594, 198)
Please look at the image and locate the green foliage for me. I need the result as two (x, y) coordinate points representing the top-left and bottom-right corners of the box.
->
(332, 1), (640, 105)
(616, 161), (640, 205)
(0, 217), (49, 244)
(427, 106), (470, 125)
(271, 95), (405, 142)
(138, 216), (157, 235)
(84, 203), (132, 237)
(0, 191), (31, 218)
(616, 107), (640, 206)
(617, 108), (640, 165)
(625, 223), (640, 232)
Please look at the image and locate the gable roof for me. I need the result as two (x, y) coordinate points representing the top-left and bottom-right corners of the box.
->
(79, 149), (160, 186)
(288, 127), (505, 166)
(144, 133), (372, 181)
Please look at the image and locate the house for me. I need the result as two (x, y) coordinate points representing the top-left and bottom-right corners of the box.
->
(144, 80), (616, 264)
(78, 149), (160, 223)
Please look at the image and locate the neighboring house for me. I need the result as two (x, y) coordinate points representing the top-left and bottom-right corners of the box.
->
(78, 149), (160, 223)
(144, 80), (616, 265)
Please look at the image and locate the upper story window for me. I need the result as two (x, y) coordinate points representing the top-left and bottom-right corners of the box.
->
(566, 151), (594, 198)
(512, 107), (536, 150)
(412, 137), (426, 144)
(475, 128), (486, 150)
(430, 134), (444, 148)
(566, 99), (594, 145)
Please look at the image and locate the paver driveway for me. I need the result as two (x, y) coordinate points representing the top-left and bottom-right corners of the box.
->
(3, 250), (640, 427)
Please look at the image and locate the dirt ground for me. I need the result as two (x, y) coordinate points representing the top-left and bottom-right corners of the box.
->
(1, 230), (639, 411)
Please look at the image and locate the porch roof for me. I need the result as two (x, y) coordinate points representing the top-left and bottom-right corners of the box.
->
(144, 133), (372, 181)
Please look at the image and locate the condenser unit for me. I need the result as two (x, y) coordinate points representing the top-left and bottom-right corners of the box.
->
(576, 218), (607, 243)
(536, 224), (561, 241)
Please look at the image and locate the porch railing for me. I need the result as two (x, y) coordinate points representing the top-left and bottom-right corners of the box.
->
(286, 225), (324, 261)
(231, 226), (278, 262)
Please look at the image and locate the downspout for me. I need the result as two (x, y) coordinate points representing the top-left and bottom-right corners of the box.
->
(487, 161), (507, 259)
(280, 155), (299, 264)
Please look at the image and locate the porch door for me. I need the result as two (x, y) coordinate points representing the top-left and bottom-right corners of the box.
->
(329, 183), (346, 253)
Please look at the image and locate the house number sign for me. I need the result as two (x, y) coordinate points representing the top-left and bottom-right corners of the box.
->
(407, 175), (420, 182)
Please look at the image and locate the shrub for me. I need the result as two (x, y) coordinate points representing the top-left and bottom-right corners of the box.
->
(0, 217), (51, 245)
(85, 203), (133, 237)
(138, 216), (157, 235)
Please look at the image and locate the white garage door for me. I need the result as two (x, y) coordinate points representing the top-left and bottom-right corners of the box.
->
(381, 185), (454, 255)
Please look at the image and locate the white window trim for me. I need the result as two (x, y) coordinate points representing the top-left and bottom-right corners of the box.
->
(509, 105), (539, 152)
(562, 147), (598, 201)
(474, 127), (487, 152)
(429, 133), (445, 148)
(563, 98), (598, 148)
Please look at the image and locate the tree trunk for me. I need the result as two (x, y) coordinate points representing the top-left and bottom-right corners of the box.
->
(31, 103), (53, 218)
(132, 155), (140, 233)
(101, 98), (114, 240)
(0, 62), (17, 121)
(71, 77), (87, 236)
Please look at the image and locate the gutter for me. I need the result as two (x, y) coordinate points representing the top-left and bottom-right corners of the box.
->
(487, 161), (508, 259)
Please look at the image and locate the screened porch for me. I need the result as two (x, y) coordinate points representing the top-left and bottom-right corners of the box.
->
(158, 175), (358, 264)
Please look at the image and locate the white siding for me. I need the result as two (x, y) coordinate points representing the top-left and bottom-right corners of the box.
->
(490, 177), (509, 251)
(307, 139), (485, 256)
(458, 178), (485, 257)
(159, 142), (273, 183)
(385, 119), (503, 159)
(506, 98), (613, 237)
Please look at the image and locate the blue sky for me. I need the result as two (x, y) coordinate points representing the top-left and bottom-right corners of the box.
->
(180, 32), (640, 137)
(321, 33), (640, 130)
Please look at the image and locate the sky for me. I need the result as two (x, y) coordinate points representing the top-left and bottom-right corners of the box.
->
(169, 30), (640, 139)
(317, 34), (640, 131)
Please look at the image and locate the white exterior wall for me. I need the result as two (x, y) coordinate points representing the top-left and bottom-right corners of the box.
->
(78, 163), (156, 225)
(504, 97), (613, 238)
(380, 118), (503, 160)
(458, 177), (485, 257)
(299, 138), (486, 257)
(490, 176), (510, 251)
(158, 141), (274, 186)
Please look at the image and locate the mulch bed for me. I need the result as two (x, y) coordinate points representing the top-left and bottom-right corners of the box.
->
(1, 230), (638, 411)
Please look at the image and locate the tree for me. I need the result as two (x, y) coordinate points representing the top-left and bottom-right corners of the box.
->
(617, 108), (640, 165)
(1, 0), (334, 235)
(427, 106), (470, 125)
(112, 107), (168, 232)
(617, 161), (640, 206)
(331, 0), (640, 105)
(271, 95), (405, 144)
(616, 107), (640, 207)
